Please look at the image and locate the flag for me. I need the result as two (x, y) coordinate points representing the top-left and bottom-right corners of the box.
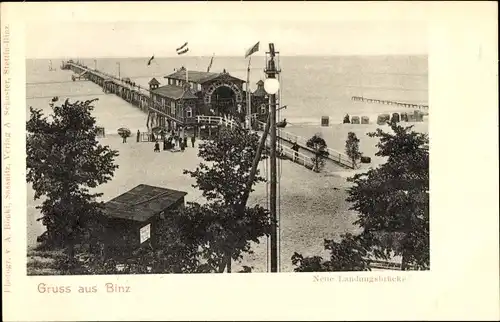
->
(147, 55), (155, 66)
(176, 42), (189, 55)
(207, 53), (214, 72)
(245, 41), (260, 58)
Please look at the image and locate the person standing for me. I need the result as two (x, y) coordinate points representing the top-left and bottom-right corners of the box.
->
(183, 136), (188, 149)
(154, 140), (160, 152)
(136, 129), (140, 142)
(191, 135), (195, 148)
(292, 142), (299, 162)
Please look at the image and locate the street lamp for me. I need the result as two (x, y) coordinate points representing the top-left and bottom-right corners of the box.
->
(264, 78), (280, 95)
(263, 44), (280, 273)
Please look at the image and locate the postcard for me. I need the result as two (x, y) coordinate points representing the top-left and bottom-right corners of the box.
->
(2, 2), (499, 321)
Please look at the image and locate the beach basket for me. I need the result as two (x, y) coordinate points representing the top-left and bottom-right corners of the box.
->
(321, 116), (329, 127)
(377, 114), (390, 125)
(351, 116), (360, 124)
(414, 110), (424, 122)
(400, 112), (408, 122)
(361, 116), (370, 124)
(343, 114), (351, 124)
(391, 113), (400, 123)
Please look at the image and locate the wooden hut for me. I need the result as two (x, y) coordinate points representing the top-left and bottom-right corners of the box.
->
(102, 184), (188, 257)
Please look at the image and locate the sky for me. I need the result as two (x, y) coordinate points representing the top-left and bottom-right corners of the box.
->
(26, 20), (428, 59)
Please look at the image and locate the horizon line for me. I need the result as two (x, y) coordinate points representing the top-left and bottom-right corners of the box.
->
(27, 53), (429, 60)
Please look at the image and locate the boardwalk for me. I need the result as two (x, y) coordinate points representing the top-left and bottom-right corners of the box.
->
(62, 61), (354, 171)
(351, 95), (429, 110)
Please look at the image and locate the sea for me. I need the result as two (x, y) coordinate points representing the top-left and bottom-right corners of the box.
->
(26, 55), (428, 131)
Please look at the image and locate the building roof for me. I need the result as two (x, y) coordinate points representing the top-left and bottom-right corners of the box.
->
(165, 70), (245, 84)
(149, 78), (160, 85)
(151, 84), (198, 100)
(104, 184), (188, 222)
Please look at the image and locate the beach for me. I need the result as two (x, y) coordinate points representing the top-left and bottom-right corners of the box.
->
(26, 55), (428, 272)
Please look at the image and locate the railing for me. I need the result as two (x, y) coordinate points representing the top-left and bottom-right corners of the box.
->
(256, 120), (355, 169)
(196, 115), (240, 130)
(263, 136), (314, 169)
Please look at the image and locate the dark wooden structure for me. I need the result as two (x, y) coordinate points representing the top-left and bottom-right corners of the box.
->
(102, 184), (187, 258)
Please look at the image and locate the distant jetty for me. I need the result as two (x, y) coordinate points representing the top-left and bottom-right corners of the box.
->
(351, 96), (428, 110)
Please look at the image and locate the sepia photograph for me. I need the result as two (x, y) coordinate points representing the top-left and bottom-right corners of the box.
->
(25, 19), (430, 276)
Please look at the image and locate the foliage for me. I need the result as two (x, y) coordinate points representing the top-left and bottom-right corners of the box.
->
(26, 99), (119, 251)
(345, 132), (362, 168)
(117, 127), (131, 139)
(181, 126), (273, 272)
(306, 134), (329, 172)
(292, 233), (371, 272)
(349, 122), (429, 269)
(292, 122), (429, 271)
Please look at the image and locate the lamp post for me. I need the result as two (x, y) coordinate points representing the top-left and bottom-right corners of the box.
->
(264, 43), (280, 273)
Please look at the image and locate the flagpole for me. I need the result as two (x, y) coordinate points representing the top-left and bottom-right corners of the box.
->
(246, 56), (252, 130)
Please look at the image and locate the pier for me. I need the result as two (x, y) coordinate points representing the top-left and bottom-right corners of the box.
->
(60, 60), (355, 170)
(351, 96), (429, 110)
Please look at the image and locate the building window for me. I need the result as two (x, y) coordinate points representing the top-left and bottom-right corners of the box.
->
(260, 103), (267, 114)
(186, 107), (192, 118)
(170, 101), (176, 115)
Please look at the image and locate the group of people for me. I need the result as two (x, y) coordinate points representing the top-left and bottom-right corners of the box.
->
(153, 131), (195, 153)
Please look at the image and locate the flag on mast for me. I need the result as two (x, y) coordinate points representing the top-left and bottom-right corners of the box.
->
(245, 41), (260, 58)
(246, 56), (252, 129)
(207, 53), (214, 72)
(176, 42), (189, 55)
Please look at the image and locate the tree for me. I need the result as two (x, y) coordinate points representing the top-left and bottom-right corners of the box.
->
(292, 122), (429, 271)
(26, 99), (119, 253)
(292, 233), (370, 272)
(349, 121), (429, 270)
(306, 134), (329, 172)
(345, 132), (362, 168)
(117, 127), (131, 143)
(183, 126), (273, 272)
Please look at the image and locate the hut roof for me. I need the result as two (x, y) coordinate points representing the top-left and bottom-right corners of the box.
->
(104, 184), (188, 222)
(253, 80), (267, 97)
(253, 88), (267, 97)
(164, 70), (245, 84)
(151, 84), (198, 100)
(148, 78), (160, 85)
